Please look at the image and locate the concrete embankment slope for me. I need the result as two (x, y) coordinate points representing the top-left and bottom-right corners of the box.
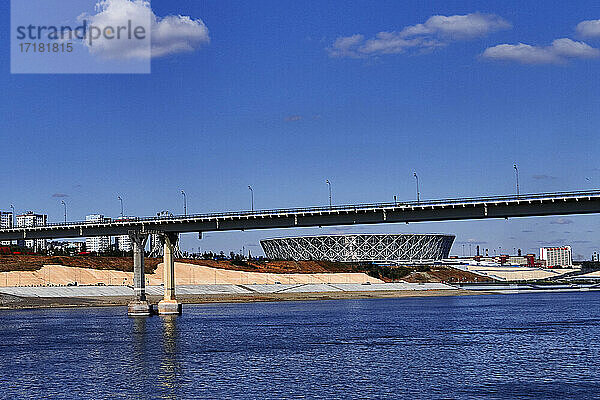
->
(452, 264), (580, 281)
(0, 282), (453, 297)
(0, 262), (382, 287)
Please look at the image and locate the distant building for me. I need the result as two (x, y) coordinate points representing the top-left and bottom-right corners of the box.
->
(150, 233), (162, 255)
(506, 256), (529, 266)
(0, 211), (12, 229)
(148, 211), (183, 257)
(540, 246), (573, 268)
(16, 212), (48, 252)
(48, 241), (85, 255)
(261, 233), (455, 263)
(113, 217), (134, 252)
(0, 211), (13, 246)
(115, 235), (132, 252)
(85, 214), (112, 253)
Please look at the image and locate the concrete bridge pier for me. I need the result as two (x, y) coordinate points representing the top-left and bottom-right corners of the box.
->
(127, 232), (152, 316)
(157, 232), (182, 315)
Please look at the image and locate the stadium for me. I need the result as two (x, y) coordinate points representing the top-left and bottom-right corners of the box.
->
(260, 234), (455, 263)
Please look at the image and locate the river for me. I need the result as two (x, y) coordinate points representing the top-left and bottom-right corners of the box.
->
(1, 292), (600, 399)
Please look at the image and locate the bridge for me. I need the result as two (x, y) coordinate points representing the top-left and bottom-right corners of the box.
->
(2, 190), (599, 315)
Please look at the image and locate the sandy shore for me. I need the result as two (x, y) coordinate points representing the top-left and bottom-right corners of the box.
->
(0, 289), (484, 310)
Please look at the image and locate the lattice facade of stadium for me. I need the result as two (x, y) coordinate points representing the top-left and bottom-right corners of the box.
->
(260, 234), (455, 263)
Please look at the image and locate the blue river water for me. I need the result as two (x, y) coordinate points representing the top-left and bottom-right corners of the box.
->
(1, 292), (600, 399)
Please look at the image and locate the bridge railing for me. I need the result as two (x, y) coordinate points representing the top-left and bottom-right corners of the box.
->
(153, 189), (600, 221)
(4, 189), (600, 230)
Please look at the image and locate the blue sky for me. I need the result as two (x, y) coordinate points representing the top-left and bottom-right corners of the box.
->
(2, 0), (600, 258)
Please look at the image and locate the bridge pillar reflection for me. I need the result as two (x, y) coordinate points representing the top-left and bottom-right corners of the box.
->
(157, 232), (182, 315)
(127, 231), (152, 316)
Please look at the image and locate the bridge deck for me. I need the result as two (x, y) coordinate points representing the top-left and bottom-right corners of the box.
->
(1, 190), (600, 240)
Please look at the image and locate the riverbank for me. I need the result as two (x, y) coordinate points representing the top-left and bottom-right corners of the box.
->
(0, 288), (482, 310)
(0, 282), (460, 309)
(3, 282), (599, 310)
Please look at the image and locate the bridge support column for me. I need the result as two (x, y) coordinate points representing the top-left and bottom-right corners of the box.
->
(128, 232), (152, 316)
(157, 232), (182, 315)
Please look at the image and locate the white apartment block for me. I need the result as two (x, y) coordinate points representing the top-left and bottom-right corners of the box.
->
(115, 235), (132, 252)
(540, 246), (573, 268)
(16, 212), (48, 252)
(114, 217), (135, 252)
(85, 214), (112, 253)
(0, 211), (13, 245)
(0, 211), (12, 228)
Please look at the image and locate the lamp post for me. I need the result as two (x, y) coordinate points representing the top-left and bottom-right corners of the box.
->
(117, 196), (124, 217)
(181, 190), (187, 216)
(513, 164), (520, 197)
(248, 186), (254, 211)
(9, 204), (14, 227)
(61, 200), (67, 223)
(413, 172), (420, 204)
(325, 180), (332, 208)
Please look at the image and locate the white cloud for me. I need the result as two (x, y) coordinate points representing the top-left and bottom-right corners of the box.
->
(360, 34), (441, 56)
(327, 13), (510, 58)
(328, 34), (364, 58)
(400, 13), (511, 40)
(152, 15), (209, 57)
(552, 38), (599, 57)
(482, 38), (599, 64)
(81, 0), (209, 59)
(576, 19), (600, 38)
(482, 43), (559, 64)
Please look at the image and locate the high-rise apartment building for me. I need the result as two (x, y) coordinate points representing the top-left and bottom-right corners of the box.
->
(0, 211), (12, 228)
(16, 212), (48, 252)
(85, 214), (112, 253)
(0, 211), (14, 246)
(115, 234), (132, 252)
(0, 211), (13, 246)
(114, 217), (135, 252)
(540, 246), (573, 268)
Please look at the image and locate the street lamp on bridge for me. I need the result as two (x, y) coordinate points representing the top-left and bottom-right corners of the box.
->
(413, 172), (420, 204)
(181, 190), (187, 216)
(248, 186), (254, 211)
(513, 164), (520, 197)
(61, 200), (67, 223)
(325, 179), (332, 209)
(117, 196), (124, 218)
